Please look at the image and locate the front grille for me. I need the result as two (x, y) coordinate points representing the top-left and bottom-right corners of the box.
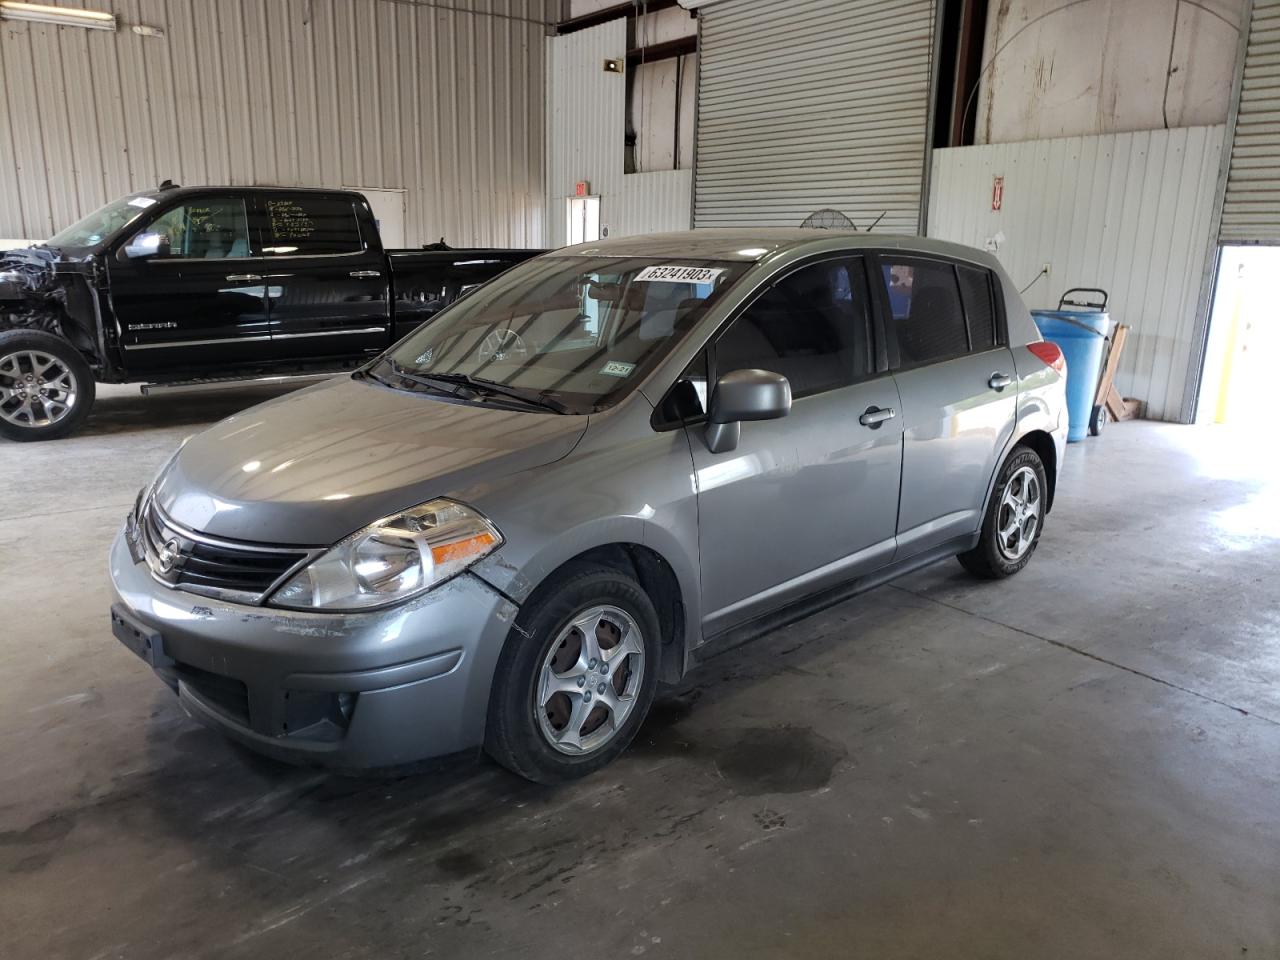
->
(174, 663), (251, 725)
(140, 499), (313, 604)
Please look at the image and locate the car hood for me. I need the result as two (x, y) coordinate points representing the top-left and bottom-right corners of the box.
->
(154, 376), (589, 545)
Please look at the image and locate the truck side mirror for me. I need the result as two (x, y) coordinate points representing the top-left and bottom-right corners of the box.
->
(123, 231), (171, 260)
(704, 368), (792, 454)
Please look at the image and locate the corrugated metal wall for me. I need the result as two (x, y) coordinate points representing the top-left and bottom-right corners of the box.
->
(929, 126), (1226, 422)
(1221, 0), (1280, 243)
(544, 20), (692, 248)
(693, 0), (936, 232)
(0, 0), (552, 247)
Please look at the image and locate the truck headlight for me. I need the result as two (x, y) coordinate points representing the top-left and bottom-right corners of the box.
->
(267, 498), (502, 611)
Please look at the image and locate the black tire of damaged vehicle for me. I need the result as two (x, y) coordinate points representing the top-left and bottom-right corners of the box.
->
(0, 328), (96, 442)
(485, 563), (662, 784)
(0, 183), (543, 441)
(958, 445), (1049, 579)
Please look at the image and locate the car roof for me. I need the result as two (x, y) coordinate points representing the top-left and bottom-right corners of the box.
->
(131, 185), (364, 202)
(547, 228), (997, 269)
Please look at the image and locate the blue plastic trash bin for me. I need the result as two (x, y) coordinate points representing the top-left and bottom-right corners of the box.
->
(1032, 288), (1112, 443)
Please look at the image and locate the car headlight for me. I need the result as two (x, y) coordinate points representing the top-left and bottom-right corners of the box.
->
(267, 498), (503, 611)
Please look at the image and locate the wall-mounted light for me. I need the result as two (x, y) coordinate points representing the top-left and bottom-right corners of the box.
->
(0, 1), (117, 30)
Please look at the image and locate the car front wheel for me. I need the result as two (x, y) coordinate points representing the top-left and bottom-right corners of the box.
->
(485, 563), (661, 783)
(0, 329), (95, 442)
(958, 445), (1048, 579)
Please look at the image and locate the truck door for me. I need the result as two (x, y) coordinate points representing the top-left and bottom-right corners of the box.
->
(257, 192), (390, 361)
(108, 193), (270, 374)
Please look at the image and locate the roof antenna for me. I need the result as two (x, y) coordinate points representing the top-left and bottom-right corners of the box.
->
(157, 178), (179, 190)
(865, 211), (887, 232)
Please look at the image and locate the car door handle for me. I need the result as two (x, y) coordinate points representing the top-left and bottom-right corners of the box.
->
(349, 270), (382, 279)
(859, 405), (897, 428)
(225, 273), (263, 282)
(988, 372), (1013, 391)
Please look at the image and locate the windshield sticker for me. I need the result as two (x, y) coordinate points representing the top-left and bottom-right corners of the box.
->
(600, 360), (636, 378)
(127, 197), (157, 209)
(633, 265), (725, 284)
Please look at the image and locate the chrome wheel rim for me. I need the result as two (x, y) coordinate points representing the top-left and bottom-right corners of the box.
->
(535, 604), (645, 756)
(996, 466), (1041, 562)
(0, 349), (79, 429)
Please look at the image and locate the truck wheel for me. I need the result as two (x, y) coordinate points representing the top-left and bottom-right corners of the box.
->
(0, 329), (95, 442)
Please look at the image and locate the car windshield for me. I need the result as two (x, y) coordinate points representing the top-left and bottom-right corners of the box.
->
(380, 255), (749, 414)
(47, 194), (160, 250)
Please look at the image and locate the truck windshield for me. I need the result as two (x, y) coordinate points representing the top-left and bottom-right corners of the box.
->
(380, 255), (748, 414)
(47, 194), (159, 250)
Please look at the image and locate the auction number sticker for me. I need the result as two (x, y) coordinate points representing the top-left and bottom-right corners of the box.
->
(633, 264), (724, 284)
(127, 196), (157, 208)
(599, 360), (636, 378)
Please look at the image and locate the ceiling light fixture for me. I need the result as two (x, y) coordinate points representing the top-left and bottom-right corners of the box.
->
(0, 1), (117, 30)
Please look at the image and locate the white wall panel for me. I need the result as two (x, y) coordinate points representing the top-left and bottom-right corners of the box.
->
(694, 0), (936, 233)
(0, 0), (552, 247)
(974, 0), (1244, 144)
(545, 20), (692, 248)
(929, 126), (1226, 422)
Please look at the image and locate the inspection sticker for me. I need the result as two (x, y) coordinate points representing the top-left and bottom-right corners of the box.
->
(633, 264), (724, 284)
(599, 360), (636, 378)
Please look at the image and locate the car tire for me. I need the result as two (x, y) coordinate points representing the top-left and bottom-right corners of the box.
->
(0, 329), (95, 442)
(485, 562), (662, 784)
(958, 445), (1048, 580)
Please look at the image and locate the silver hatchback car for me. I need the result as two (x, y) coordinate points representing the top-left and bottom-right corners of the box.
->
(110, 230), (1067, 783)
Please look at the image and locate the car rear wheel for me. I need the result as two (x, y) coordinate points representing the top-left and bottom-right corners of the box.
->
(0, 329), (95, 442)
(958, 445), (1048, 579)
(485, 563), (661, 783)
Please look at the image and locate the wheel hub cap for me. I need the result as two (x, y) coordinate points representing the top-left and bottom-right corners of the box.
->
(535, 604), (645, 756)
(996, 466), (1042, 562)
(0, 349), (78, 429)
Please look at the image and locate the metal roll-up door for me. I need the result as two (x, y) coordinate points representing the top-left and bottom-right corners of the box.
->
(1221, 0), (1280, 243)
(693, 0), (936, 232)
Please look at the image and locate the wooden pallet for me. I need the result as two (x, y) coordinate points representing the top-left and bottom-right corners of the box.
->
(1094, 324), (1142, 421)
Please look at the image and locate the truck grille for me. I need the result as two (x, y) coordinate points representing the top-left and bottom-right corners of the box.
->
(139, 499), (315, 604)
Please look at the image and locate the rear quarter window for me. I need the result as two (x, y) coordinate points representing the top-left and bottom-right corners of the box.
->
(957, 265), (999, 350)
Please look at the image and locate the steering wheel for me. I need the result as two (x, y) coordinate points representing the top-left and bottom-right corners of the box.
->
(477, 329), (529, 363)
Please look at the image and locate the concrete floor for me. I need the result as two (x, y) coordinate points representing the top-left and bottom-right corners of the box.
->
(3, 384), (1279, 959)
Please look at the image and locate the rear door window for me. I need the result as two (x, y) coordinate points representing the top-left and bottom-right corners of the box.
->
(262, 194), (364, 256)
(878, 258), (969, 366)
(715, 257), (872, 398)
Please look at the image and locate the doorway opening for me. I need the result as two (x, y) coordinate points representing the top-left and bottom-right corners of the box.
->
(1198, 246), (1280, 425)
(566, 196), (601, 245)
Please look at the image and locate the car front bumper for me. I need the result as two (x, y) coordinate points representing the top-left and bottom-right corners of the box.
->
(108, 526), (521, 769)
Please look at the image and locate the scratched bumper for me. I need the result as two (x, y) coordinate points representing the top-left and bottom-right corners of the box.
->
(108, 525), (520, 769)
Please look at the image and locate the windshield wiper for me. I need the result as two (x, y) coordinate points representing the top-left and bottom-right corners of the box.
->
(408, 371), (569, 414)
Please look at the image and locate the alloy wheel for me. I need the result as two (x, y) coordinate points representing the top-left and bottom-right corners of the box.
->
(0, 349), (80, 429)
(996, 465), (1042, 562)
(535, 604), (645, 756)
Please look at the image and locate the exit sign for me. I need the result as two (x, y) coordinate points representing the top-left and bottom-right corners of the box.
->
(574, 181), (590, 198)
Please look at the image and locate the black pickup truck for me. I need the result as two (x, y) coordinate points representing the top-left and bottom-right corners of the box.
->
(0, 183), (542, 441)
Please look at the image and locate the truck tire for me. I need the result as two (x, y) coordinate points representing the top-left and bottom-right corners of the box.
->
(0, 329), (95, 442)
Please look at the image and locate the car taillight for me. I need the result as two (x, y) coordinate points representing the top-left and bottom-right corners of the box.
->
(1027, 341), (1065, 373)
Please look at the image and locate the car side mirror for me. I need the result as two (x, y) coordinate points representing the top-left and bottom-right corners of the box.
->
(704, 368), (791, 454)
(123, 231), (170, 260)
